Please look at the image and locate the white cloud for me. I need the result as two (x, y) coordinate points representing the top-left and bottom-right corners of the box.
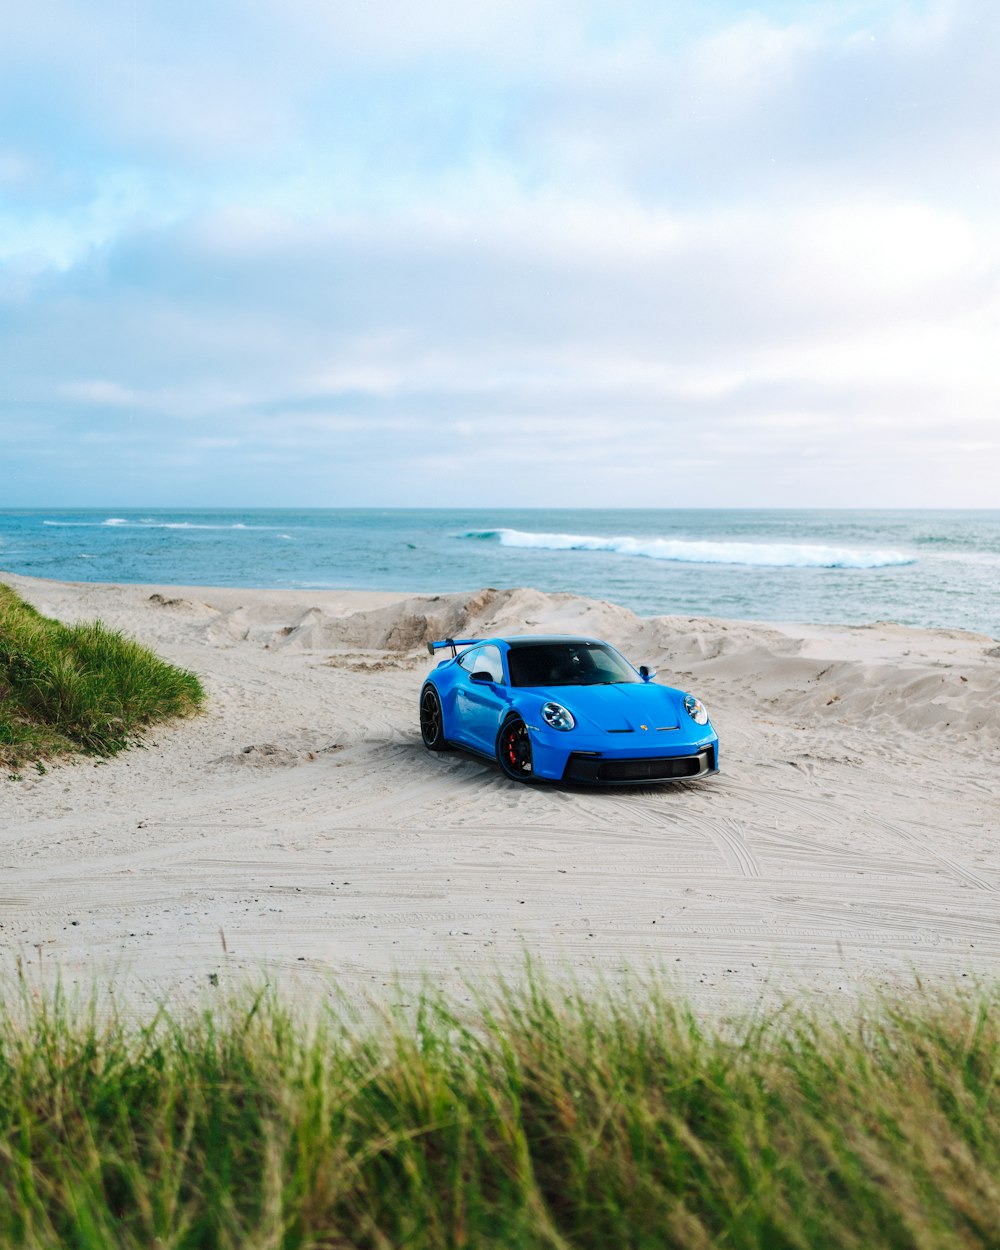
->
(58, 379), (139, 406)
(688, 15), (817, 106)
(1, 0), (999, 505)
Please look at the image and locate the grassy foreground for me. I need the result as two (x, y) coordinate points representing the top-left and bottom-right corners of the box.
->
(0, 583), (204, 770)
(1, 977), (998, 1250)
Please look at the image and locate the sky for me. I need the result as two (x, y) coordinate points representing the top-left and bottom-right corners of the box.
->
(1, 0), (998, 508)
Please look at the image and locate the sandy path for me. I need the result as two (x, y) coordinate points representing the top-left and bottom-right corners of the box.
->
(2, 573), (998, 1013)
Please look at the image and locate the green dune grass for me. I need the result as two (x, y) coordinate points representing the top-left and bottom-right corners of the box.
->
(1, 974), (997, 1249)
(0, 583), (204, 770)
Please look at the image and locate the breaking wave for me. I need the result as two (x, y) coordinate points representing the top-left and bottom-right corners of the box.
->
(43, 518), (278, 531)
(462, 529), (916, 570)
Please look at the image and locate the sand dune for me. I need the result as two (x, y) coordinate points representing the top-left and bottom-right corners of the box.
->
(2, 571), (998, 1011)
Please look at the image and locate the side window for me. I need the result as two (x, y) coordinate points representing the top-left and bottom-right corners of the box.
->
(459, 645), (505, 684)
(474, 645), (505, 684)
(457, 647), (479, 672)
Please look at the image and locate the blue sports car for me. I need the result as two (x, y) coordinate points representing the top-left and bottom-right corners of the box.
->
(419, 635), (719, 785)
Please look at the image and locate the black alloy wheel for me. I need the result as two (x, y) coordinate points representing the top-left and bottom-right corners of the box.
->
(420, 685), (450, 751)
(496, 716), (535, 782)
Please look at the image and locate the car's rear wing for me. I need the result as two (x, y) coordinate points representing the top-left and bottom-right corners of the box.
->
(426, 638), (482, 658)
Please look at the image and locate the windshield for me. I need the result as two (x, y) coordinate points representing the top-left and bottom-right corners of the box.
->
(507, 642), (641, 688)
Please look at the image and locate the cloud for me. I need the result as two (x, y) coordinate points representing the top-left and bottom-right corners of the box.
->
(0, 0), (998, 506)
(58, 379), (139, 406)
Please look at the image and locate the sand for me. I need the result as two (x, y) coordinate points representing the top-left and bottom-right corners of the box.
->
(2, 571), (999, 1013)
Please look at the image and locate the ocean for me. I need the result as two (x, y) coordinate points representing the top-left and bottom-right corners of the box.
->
(1, 508), (998, 639)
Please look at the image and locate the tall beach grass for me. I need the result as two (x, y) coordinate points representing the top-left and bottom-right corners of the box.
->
(0, 583), (204, 769)
(1, 973), (997, 1249)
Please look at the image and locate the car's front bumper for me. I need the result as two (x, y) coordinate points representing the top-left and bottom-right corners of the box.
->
(527, 726), (719, 785)
(561, 745), (716, 784)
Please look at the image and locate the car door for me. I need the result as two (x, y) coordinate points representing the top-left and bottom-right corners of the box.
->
(454, 644), (508, 752)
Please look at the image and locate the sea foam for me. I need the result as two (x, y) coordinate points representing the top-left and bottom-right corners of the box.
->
(42, 519), (278, 531)
(464, 529), (916, 570)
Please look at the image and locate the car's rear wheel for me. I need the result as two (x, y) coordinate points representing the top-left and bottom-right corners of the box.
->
(497, 715), (535, 782)
(420, 685), (451, 752)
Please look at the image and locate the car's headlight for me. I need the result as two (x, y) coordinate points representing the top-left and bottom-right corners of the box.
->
(684, 694), (709, 725)
(541, 701), (576, 731)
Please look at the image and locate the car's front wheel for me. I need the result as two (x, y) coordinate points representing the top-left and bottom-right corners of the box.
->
(419, 685), (451, 752)
(496, 715), (535, 782)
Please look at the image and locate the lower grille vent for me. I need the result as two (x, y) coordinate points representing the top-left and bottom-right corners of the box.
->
(563, 748), (713, 785)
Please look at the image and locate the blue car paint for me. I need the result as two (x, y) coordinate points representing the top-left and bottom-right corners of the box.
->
(421, 636), (719, 784)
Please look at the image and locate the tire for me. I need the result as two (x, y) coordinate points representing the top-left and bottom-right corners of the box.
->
(496, 715), (535, 782)
(419, 685), (451, 752)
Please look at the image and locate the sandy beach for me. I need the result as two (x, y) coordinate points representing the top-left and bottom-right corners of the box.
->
(2, 571), (998, 1012)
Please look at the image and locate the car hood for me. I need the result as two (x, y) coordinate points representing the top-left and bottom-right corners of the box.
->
(537, 682), (684, 732)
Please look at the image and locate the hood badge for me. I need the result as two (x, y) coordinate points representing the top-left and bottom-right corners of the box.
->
(640, 724), (648, 731)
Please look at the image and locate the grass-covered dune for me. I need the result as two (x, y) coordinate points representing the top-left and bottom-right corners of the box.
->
(0, 583), (204, 771)
(1, 977), (998, 1250)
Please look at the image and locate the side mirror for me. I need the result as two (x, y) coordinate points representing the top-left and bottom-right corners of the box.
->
(638, 665), (657, 682)
(469, 670), (497, 685)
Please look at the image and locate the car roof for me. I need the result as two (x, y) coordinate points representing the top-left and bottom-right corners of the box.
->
(494, 635), (606, 649)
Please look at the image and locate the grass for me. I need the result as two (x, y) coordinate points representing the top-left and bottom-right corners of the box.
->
(1, 973), (998, 1249)
(0, 583), (205, 770)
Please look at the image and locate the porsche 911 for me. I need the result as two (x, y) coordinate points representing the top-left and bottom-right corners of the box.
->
(419, 635), (719, 785)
